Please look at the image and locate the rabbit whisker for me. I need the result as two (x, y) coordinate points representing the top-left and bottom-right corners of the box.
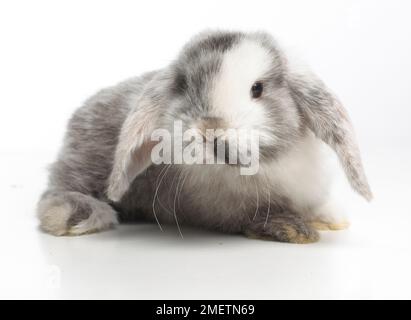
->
(252, 176), (259, 221)
(264, 189), (271, 229)
(173, 168), (185, 238)
(152, 164), (172, 231)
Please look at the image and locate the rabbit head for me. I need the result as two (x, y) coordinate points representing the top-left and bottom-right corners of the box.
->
(107, 30), (372, 202)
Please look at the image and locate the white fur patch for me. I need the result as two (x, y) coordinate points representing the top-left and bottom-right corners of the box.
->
(211, 39), (272, 129)
(259, 132), (340, 215)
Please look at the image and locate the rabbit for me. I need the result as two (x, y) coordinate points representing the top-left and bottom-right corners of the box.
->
(37, 30), (372, 243)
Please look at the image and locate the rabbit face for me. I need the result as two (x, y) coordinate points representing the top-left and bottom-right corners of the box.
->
(166, 32), (301, 167)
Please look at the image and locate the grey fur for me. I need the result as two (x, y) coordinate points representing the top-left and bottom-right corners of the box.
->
(287, 72), (373, 200)
(37, 30), (372, 242)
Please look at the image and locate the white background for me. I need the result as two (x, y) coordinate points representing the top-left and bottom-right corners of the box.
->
(0, 0), (410, 299)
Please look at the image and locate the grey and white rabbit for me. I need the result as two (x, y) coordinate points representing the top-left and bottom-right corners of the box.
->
(37, 30), (372, 243)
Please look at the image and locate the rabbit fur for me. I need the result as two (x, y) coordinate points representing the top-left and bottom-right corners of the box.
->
(37, 31), (372, 243)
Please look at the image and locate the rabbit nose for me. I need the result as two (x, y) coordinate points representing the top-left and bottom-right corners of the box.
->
(200, 116), (226, 130)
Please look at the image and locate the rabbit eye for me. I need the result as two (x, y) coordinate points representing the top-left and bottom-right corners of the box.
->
(251, 82), (263, 99)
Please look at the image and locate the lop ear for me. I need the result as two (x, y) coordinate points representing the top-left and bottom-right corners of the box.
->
(288, 71), (373, 201)
(107, 82), (165, 202)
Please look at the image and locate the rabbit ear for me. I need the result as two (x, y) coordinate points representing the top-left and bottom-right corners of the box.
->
(288, 71), (373, 201)
(107, 83), (165, 202)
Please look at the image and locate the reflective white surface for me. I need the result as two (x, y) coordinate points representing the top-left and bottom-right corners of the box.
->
(1, 0), (411, 299)
(0, 149), (410, 299)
